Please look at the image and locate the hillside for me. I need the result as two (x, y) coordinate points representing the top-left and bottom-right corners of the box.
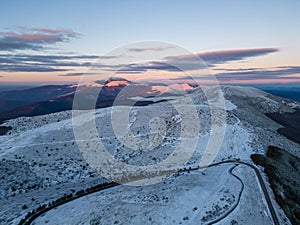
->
(0, 85), (299, 225)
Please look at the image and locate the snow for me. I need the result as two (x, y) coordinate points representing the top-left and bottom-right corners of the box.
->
(151, 83), (194, 94)
(33, 164), (244, 225)
(0, 85), (298, 224)
(104, 80), (129, 87)
(225, 100), (237, 111)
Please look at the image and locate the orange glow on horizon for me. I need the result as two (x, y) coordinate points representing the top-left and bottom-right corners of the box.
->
(1, 68), (300, 85)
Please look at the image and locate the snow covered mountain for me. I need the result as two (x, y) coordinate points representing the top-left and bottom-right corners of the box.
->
(0, 85), (299, 225)
(0, 78), (199, 120)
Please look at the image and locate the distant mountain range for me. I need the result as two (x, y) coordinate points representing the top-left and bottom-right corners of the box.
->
(1, 79), (299, 121)
(247, 83), (300, 102)
(0, 78), (198, 120)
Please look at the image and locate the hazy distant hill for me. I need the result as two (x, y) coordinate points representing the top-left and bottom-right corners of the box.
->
(0, 85), (77, 113)
(248, 83), (300, 102)
(0, 79), (197, 120)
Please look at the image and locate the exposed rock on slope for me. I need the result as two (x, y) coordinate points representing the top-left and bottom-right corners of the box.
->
(251, 146), (300, 225)
(266, 109), (300, 144)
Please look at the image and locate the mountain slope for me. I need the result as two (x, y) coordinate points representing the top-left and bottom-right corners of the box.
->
(0, 79), (199, 120)
(0, 85), (299, 225)
(0, 85), (76, 113)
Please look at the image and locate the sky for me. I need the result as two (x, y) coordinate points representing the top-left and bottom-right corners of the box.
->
(0, 0), (300, 85)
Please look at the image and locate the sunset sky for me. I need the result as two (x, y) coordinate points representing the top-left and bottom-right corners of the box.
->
(0, 0), (299, 85)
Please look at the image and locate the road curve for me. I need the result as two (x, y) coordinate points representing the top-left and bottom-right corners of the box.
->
(239, 161), (280, 225)
(204, 164), (244, 225)
(202, 160), (280, 225)
(19, 160), (280, 225)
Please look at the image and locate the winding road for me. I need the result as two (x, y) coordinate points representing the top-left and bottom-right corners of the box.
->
(19, 160), (280, 225)
(202, 160), (280, 225)
(204, 164), (244, 225)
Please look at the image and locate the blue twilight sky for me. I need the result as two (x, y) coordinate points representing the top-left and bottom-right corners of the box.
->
(0, 0), (299, 84)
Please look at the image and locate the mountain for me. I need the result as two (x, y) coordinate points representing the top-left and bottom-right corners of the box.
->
(252, 146), (300, 225)
(0, 85), (76, 114)
(0, 85), (299, 224)
(247, 83), (300, 102)
(0, 79), (199, 120)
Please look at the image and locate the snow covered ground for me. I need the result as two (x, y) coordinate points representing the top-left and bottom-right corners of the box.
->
(0, 85), (299, 224)
(31, 164), (270, 225)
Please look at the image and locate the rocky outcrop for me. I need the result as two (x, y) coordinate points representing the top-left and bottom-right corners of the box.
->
(251, 146), (300, 225)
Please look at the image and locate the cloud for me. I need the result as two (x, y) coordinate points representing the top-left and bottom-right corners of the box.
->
(215, 66), (300, 81)
(1, 64), (69, 72)
(212, 67), (263, 72)
(0, 27), (80, 51)
(0, 45), (282, 78)
(31, 28), (80, 37)
(0, 54), (119, 72)
(165, 48), (279, 66)
(114, 48), (280, 73)
(166, 65), (300, 84)
(59, 72), (98, 77)
(199, 48), (278, 64)
(127, 46), (174, 52)
(0, 54), (114, 63)
(116, 61), (181, 74)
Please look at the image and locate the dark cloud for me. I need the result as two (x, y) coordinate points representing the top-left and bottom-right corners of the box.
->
(199, 48), (278, 64)
(0, 45), (282, 77)
(1, 64), (68, 72)
(114, 48), (279, 73)
(0, 27), (80, 51)
(0, 54), (119, 72)
(215, 66), (300, 81)
(165, 66), (300, 83)
(165, 48), (279, 67)
(0, 54), (114, 64)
